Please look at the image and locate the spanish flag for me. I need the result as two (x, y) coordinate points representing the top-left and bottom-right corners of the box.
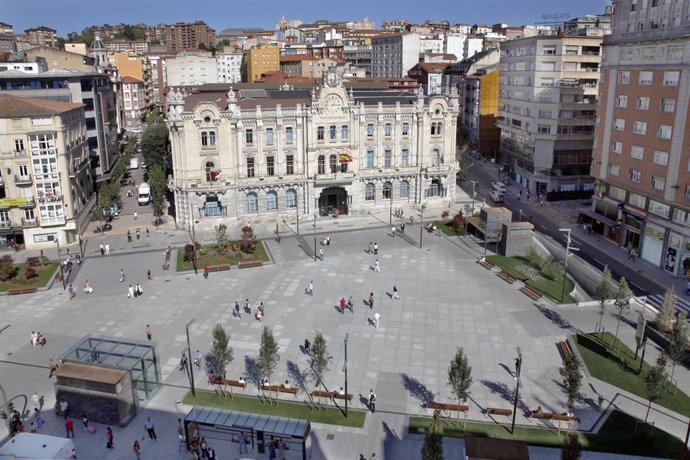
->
(338, 153), (353, 163)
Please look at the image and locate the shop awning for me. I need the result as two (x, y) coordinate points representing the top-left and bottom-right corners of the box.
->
(578, 207), (618, 227)
(338, 153), (353, 163)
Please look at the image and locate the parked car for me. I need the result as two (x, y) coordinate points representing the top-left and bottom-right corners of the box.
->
(490, 190), (505, 203)
(491, 181), (507, 193)
(94, 223), (112, 233)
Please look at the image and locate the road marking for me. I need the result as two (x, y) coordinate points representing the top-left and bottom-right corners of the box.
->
(629, 281), (643, 292)
(539, 225), (548, 231)
(591, 258), (603, 268)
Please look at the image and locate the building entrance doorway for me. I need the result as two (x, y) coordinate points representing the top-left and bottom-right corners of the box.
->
(318, 187), (348, 217)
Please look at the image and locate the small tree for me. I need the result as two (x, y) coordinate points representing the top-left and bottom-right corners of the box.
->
(239, 225), (257, 254)
(561, 432), (581, 460)
(657, 288), (676, 333)
(0, 255), (17, 281)
(215, 224), (229, 252)
(183, 243), (196, 262)
(668, 311), (689, 381)
(559, 354), (583, 414)
(448, 348), (473, 404)
(209, 324), (233, 379)
(449, 211), (464, 232)
(310, 332), (332, 389)
(257, 327), (279, 385)
(613, 277), (632, 341)
(421, 409), (444, 460)
(645, 354), (668, 422)
(595, 266), (613, 333)
(148, 163), (166, 226)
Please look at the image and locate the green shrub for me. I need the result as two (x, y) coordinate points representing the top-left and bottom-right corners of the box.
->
(0, 256), (17, 281)
(183, 244), (196, 262)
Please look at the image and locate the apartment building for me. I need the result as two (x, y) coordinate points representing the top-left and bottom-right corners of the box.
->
(464, 66), (500, 157)
(165, 51), (218, 87)
(24, 26), (58, 48)
(246, 45), (280, 83)
(104, 40), (150, 54)
(498, 32), (605, 197)
(122, 76), (146, 130)
(217, 51), (243, 83)
(23, 47), (96, 72)
(371, 33), (421, 78)
(591, 0), (690, 276)
(162, 21), (216, 53)
(166, 71), (459, 231)
(0, 95), (93, 248)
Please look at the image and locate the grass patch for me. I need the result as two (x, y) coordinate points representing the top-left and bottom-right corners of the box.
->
(0, 261), (59, 292)
(183, 390), (365, 428)
(176, 241), (269, 272)
(433, 220), (467, 237)
(487, 254), (575, 304)
(575, 332), (690, 418)
(409, 410), (684, 458)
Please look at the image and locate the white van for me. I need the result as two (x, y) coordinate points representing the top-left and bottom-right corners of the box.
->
(491, 181), (507, 193)
(0, 433), (75, 459)
(129, 158), (139, 170)
(138, 182), (151, 205)
(490, 190), (505, 203)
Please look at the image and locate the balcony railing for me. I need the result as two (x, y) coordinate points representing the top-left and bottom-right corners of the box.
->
(314, 171), (356, 184)
(40, 216), (66, 227)
(21, 218), (38, 228)
(20, 197), (36, 207)
(15, 174), (32, 185)
(0, 221), (12, 229)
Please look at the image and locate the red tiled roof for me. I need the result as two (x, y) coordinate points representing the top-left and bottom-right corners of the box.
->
(122, 76), (143, 84)
(0, 94), (83, 118)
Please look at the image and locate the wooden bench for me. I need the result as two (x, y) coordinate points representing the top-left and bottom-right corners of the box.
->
(426, 401), (447, 411)
(487, 407), (512, 417)
(8, 286), (38, 295)
(206, 264), (230, 273)
(478, 258), (495, 270)
(238, 260), (263, 269)
(445, 403), (470, 414)
(497, 271), (517, 284)
(210, 377), (247, 390)
(332, 392), (353, 402)
(520, 285), (543, 301)
(558, 340), (574, 361)
(311, 390), (334, 399)
(530, 411), (553, 420)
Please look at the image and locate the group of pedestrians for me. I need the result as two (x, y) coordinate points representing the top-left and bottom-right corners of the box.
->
(98, 243), (111, 256)
(232, 299), (265, 321)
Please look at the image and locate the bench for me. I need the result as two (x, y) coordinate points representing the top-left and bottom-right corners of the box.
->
(478, 258), (495, 270)
(558, 340), (574, 361)
(238, 260), (263, 269)
(497, 271), (517, 284)
(487, 407), (513, 417)
(520, 285), (543, 301)
(8, 286), (38, 296)
(426, 401), (447, 411)
(426, 401), (469, 414)
(530, 411), (553, 420)
(206, 264), (230, 273)
(332, 392), (353, 402)
(311, 390), (334, 399)
(210, 377), (247, 390)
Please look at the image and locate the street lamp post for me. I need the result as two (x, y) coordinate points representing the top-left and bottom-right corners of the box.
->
(313, 215), (317, 261)
(296, 196), (300, 236)
(510, 347), (523, 433)
(419, 204), (426, 249)
(559, 229), (579, 303)
(185, 319), (196, 397)
(388, 187), (393, 227)
(471, 180), (477, 213)
(188, 223), (198, 276)
(55, 239), (66, 290)
(344, 333), (349, 417)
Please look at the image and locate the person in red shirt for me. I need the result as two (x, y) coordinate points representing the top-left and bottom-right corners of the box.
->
(65, 418), (74, 438)
(106, 427), (114, 448)
(339, 298), (347, 314)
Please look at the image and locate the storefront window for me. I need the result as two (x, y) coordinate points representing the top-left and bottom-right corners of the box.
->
(608, 185), (626, 202)
(648, 200), (670, 219)
(665, 232), (682, 274)
(627, 192), (646, 210)
(641, 222), (665, 267)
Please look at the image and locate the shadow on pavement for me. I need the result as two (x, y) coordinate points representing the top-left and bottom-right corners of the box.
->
(400, 373), (434, 406)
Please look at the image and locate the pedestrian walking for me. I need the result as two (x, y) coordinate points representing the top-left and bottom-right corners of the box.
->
(305, 281), (314, 296)
(526, 190), (531, 201)
(518, 190), (522, 201)
(127, 285), (134, 298)
(239, 431), (249, 454)
(207, 445), (216, 460)
(134, 211), (138, 220)
(368, 292), (374, 309)
(203, 265), (209, 278)
(514, 355), (522, 379)
(33, 408), (44, 429)
(368, 389), (377, 413)
(194, 350), (202, 369)
(68, 284), (75, 300)
(339, 297), (347, 314)
(144, 417), (157, 440)
(348, 296), (353, 313)
(147, 270), (152, 280)
(81, 414), (89, 430)
(400, 222), (406, 233)
(630, 247), (637, 262)
(146, 228), (150, 237)
(99, 243), (105, 256)
(373, 312), (381, 328)
(65, 418), (75, 438)
(244, 298), (252, 313)
(392, 285), (399, 300)
(326, 234), (330, 246)
(133, 440), (141, 459)
(200, 437), (208, 459)
(391, 226), (396, 237)
(368, 242), (372, 254)
(49, 358), (59, 378)
(105, 243), (111, 255)
(59, 399), (69, 419)
(106, 426), (113, 449)
(127, 230), (132, 242)
(374, 242), (379, 255)
(233, 301), (241, 318)
(374, 259), (380, 272)
(145, 324), (152, 341)
(120, 269), (126, 283)
(319, 248), (324, 261)
(136, 229), (141, 241)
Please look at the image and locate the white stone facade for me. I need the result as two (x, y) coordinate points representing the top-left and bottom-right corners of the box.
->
(165, 52), (218, 87)
(217, 52), (242, 84)
(167, 79), (459, 232)
(371, 33), (421, 78)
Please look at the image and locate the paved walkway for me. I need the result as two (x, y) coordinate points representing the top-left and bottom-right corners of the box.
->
(0, 187), (683, 460)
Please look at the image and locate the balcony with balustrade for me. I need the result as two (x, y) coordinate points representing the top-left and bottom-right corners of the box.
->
(21, 217), (38, 228)
(15, 173), (33, 186)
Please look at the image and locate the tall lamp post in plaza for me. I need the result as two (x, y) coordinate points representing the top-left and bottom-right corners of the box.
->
(419, 204), (426, 249)
(470, 180), (477, 212)
(55, 239), (66, 290)
(296, 196), (300, 236)
(510, 347), (523, 433)
(386, 185), (393, 227)
(185, 319), (196, 397)
(188, 222), (198, 276)
(559, 228), (579, 303)
(313, 215), (317, 261)
(343, 333), (349, 417)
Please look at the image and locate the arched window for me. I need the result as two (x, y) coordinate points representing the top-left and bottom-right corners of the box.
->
(205, 161), (216, 182)
(365, 183), (375, 201)
(246, 192), (258, 213)
(318, 155), (325, 174)
(400, 180), (409, 199)
(383, 181), (393, 199)
(329, 154), (337, 173)
(266, 190), (278, 210)
(286, 189), (297, 208)
(432, 149), (441, 167)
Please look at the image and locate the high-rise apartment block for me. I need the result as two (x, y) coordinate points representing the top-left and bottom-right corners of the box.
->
(591, 0), (690, 276)
(498, 32), (604, 197)
(371, 33), (421, 78)
(246, 45), (280, 83)
(24, 26), (58, 48)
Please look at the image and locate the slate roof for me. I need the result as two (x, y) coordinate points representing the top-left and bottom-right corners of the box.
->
(0, 94), (83, 118)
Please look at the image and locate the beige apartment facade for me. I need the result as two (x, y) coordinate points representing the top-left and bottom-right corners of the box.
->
(247, 45), (281, 82)
(591, 0), (690, 277)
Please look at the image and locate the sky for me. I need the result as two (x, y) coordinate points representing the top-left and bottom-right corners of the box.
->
(3, 0), (611, 36)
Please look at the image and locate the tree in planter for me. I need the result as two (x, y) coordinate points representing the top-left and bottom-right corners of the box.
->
(644, 354), (668, 423)
(257, 327), (279, 392)
(657, 288), (676, 333)
(449, 211), (464, 233)
(183, 244), (196, 262)
(240, 225), (257, 254)
(595, 266), (613, 334)
(561, 432), (581, 460)
(447, 347), (472, 425)
(310, 332), (332, 389)
(559, 354), (583, 415)
(421, 409), (444, 460)
(210, 324), (233, 383)
(148, 164), (166, 227)
(0, 255), (17, 281)
(215, 224), (229, 253)
(613, 277), (632, 341)
(668, 311), (689, 381)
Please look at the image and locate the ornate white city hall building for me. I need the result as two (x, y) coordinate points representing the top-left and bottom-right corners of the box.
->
(167, 71), (459, 231)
